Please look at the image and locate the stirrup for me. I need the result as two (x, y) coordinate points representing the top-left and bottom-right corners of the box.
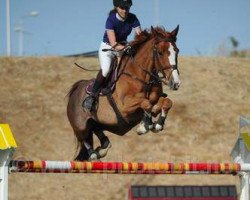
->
(82, 95), (96, 111)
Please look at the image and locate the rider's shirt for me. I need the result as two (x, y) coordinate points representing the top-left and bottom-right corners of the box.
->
(103, 12), (141, 44)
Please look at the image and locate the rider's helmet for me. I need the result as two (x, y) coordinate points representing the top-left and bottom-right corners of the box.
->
(113, 0), (133, 8)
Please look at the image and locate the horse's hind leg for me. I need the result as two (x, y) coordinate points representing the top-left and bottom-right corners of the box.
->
(74, 130), (98, 161)
(94, 130), (112, 158)
(74, 130), (91, 161)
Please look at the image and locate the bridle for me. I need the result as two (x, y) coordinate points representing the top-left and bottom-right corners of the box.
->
(122, 36), (179, 86)
(152, 37), (179, 80)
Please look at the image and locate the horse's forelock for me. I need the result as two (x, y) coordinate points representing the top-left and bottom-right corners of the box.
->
(152, 27), (178, 43)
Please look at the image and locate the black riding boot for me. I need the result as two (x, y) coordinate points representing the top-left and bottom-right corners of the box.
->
(83, 71), (106, 111)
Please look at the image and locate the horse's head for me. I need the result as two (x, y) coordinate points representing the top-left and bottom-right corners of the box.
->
(151, 25), (181, 90)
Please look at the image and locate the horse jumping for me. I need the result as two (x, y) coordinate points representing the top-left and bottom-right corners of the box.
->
(67, 26), (181, 161)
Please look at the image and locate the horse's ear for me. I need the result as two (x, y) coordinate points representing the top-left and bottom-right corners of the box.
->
(171, 25), (179, 37)
(151, 26), (157, 36)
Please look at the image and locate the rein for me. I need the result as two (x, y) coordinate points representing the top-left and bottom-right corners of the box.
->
(121, 53), (164, 98)
(74, 62), (99, 72)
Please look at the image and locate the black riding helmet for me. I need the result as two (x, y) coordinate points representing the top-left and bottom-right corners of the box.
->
(113, 0), (132, 7)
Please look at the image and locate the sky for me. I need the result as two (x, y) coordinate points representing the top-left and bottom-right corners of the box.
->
(0, 0), (250, 56)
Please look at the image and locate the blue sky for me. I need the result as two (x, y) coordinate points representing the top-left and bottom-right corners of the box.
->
(0, 0), (250, 56)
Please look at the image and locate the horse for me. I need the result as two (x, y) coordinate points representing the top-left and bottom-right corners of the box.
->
(67, 26), (181, 161)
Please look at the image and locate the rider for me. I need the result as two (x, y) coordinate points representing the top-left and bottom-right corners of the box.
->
(83, 0), (142, 111)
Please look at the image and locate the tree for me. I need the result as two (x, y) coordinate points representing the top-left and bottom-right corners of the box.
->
(229, 36), (239, 57)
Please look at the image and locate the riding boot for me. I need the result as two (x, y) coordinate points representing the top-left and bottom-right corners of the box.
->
(83, 71), (106, 111)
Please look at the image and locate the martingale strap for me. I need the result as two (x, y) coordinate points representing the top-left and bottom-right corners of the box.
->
(106, 92), (129, 126)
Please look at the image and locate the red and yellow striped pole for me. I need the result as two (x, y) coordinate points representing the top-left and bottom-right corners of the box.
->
(10, 160), (247, 175)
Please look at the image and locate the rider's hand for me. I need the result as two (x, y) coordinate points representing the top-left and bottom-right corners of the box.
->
(114, 44), (125, 51)
(124, 45), (136, 57)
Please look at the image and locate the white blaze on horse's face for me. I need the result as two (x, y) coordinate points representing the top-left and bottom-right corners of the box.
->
(168, 43), (181, 90)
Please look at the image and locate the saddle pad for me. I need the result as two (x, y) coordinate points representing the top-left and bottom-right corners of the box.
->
(85, 72), (117, 96)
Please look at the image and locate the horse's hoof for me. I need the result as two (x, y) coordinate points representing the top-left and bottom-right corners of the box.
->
(154, 123), (164, 132)
(136, 125), (148, 135)
(136, 122), (153, 135)
(95, 142), (112, 158)
(89, 152), (98, 161)
(88, 149), (99, 161)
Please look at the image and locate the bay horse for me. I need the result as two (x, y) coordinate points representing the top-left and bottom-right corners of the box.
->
(67, 26), (181, 161)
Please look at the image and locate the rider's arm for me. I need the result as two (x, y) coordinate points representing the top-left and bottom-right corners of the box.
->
(134, 27), (142, 35)
(107, 30), (124, 51)
(132, 14), (141, 36)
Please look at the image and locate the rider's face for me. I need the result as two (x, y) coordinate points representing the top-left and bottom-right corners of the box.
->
(117, 6), (130, 19)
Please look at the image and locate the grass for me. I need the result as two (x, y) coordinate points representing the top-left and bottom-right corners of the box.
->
(0, 56), (250, 200)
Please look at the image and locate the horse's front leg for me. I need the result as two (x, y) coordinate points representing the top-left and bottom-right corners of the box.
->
(121, 94), (153, 135)
(136, 99), (154, 135)
(152, 96), (173, 132)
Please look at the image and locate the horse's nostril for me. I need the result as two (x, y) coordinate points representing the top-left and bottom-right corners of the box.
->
(170, 83), (179, 90)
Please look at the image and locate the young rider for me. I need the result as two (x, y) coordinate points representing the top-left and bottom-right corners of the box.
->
(83, 0), (142, 111)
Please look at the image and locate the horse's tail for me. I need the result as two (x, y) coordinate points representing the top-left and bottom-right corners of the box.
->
(67, 79), (93, 161)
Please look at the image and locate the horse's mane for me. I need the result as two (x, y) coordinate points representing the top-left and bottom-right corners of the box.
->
(130, 26), (173, 50)
(130, 30), (150, 47)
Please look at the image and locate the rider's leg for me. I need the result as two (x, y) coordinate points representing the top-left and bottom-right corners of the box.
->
(91, 70), (106, 97)
(83, 70), (106, 111)
(83, 42), (115, 111)
(98, 42), (116, 77)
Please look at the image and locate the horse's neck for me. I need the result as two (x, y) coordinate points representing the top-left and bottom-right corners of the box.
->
(124, 41), (154, 82)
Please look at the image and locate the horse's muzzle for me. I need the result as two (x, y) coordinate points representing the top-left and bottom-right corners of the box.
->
(169, 78), (180, 90)
(161, 68), (181, 90)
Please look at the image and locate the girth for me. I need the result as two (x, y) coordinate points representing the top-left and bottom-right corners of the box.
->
(105, 90), (129, 126)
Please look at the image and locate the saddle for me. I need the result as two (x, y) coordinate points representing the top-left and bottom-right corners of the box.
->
(84, 58), (129, 125)
(85, 59), (119, 95)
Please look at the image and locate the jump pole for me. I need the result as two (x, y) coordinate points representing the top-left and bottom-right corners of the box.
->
(8, 160), (250, 175)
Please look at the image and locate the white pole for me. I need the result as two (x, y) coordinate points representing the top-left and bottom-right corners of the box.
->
(0, 149), (14, 200)
(154, 0), (160, 26)
(19, 20), (23, 56)
(19, 30), (23, 56)
(240, 172), (250, 200)
(6, 0), (11, 56)
(14, 27), (22, 56)
(14, 11), (39, 56)
(0, 163), (9, 200)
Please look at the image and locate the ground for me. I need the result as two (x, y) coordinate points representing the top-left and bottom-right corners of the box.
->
(0, 56), (250, 200)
